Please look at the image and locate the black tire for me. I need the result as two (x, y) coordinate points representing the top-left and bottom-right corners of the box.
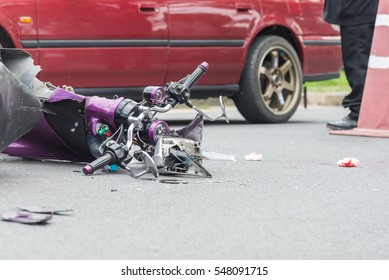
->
(234, 35), (303, 123)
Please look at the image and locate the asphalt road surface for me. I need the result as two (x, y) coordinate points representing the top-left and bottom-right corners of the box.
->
(1, 105), (389, 260)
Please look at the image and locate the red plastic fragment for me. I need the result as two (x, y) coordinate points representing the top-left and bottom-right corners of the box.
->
(337, 157), (360, 167)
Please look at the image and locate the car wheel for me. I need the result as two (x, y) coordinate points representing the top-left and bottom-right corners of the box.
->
(234, 35), (303, 123)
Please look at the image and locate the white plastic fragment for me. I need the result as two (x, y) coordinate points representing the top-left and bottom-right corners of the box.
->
(2, 211), (53, 224)
(201, 149), (236, 161)
(245, 152), (263, 161)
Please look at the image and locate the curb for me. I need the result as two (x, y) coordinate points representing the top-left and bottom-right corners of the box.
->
(306, 91), (347, 106)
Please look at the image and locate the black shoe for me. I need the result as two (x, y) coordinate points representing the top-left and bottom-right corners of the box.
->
(327, 116), (358, 130)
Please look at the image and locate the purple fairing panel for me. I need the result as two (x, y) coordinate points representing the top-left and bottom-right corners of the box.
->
(47, 88), (123, 135)
(175, 113), (203, 143)
(48, 88), (85, 102)
(3, 112), (92, 162)
(85, 96), (124, 135)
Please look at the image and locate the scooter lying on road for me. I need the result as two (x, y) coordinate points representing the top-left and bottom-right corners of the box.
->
(0, 48), (229, 178)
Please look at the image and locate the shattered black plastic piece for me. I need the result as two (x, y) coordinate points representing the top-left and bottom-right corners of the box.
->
(16, 206), (73, 215)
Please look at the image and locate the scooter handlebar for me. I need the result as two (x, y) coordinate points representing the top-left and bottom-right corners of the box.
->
(182, 62), (208, 90)
(83, 152), (116, 175)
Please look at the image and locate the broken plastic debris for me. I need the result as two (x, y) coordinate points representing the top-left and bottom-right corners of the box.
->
(103, 164), (119, 172)
(212, 180), (223, 183)
(2, 211), (53, 224)
(159, 179), (189, 184)
(337, 157), (360, 167)
(201, 150), (236, 161)
(17, 206), (73, 215)
(245, 152), (263, 161)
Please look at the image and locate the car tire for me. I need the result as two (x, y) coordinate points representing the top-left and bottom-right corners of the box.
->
(234, 35), (303, 123)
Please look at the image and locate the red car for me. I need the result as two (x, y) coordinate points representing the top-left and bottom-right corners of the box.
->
(0, 0), (342, 123)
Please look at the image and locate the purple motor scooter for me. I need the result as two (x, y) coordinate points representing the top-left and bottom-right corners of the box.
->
(1, 48), (228, 178)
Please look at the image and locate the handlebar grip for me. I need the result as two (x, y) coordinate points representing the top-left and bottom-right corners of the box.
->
(83, 152), (116, 175)
(182, 62), (209, 89)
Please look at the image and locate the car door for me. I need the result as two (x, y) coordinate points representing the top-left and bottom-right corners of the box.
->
(293, 0), (340, 35)
(35, 0), (168, 90)
(166, 0), (257, 87)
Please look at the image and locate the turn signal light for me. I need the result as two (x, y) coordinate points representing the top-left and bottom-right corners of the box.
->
(19, 17), (32, 24)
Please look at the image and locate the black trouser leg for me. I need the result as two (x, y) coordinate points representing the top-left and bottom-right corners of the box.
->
(340, 23), (375, 120)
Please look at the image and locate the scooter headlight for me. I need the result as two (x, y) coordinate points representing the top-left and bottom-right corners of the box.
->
(142, 86), (166, 105)
(148, 120), (170, 145)
(138, 120), (170, 145)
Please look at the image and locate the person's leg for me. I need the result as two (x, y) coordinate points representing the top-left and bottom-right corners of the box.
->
(327, 22), (375, 130)
(341, 23), (375, 120)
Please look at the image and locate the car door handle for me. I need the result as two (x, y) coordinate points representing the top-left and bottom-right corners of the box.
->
(235, 3), (252, 13)
(139, 4), (158, 13)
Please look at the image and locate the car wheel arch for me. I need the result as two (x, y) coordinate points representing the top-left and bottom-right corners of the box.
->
(245, 25), (304, 73)
(0, 25), (16, 48)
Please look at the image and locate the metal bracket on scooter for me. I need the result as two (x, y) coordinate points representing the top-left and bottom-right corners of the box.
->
(153, 137), (211, 178)
(186, 96), (230, 123)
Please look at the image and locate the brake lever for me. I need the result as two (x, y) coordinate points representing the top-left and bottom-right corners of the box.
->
(125, 123), (135, 150)
(186, 96), (229, 123)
